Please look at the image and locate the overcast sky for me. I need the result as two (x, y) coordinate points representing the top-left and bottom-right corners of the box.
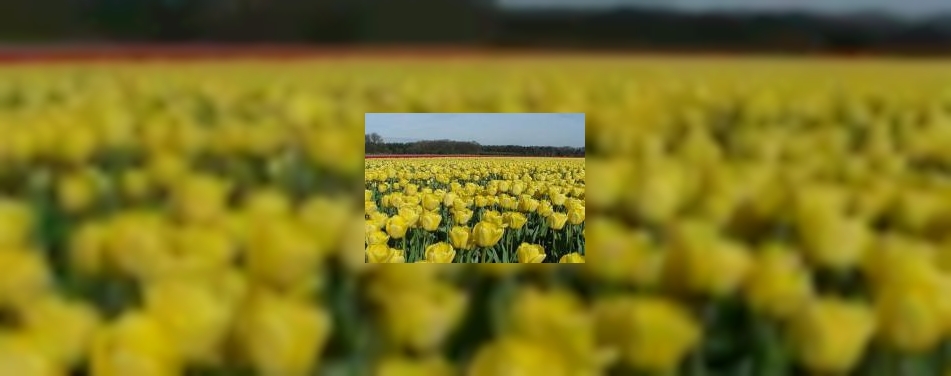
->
(498, 0), (951, 18)
(365, 113), (586, 148)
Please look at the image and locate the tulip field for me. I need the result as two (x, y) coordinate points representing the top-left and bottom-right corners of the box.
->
(5, 52), (951, 375)
(364, 157), (586, 263)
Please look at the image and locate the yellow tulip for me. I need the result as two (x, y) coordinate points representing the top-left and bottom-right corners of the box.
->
(585, 220), (664, 287)
(421, 193), (441, 211)
(19, 295), (101, 367)
(386, 215), (409, 239)
(242, 188), (292, 220)
(516, 243), (546, 263)
(68, 221), (108, 275)
(170, 174), (231, 224)
(875, 280), (950, 352)
(467, 337), (569, 376)
(374, 356), (454, 376)
(506, 287), (606, 373)
(0, 334), (64, 376)
(547, 212), (569, 230)
(502, 211), (527, 229)
(472, 221), (504, 247)
(419, 211), (442, 232)
(89, 311), (183, 376)
(366, 230), (390, 246)
(743, 244), (814, 320)
(235, 291), (333, 376)
(425, 242), (456, 263)
(120, 169), (153, 201)
(143, 279), (233, 363)
(0, 248), (53, 309)
(559, 253), (585, 263)
(453, 208), (473, 225)
(56, 170), (100, 214)
(481, 210), (505, 228)
(567, 206), (585, 225)
(449, 226), (471, 250)
(0, 198), (34, 248)
(376, 284), (468, 353)
(787, 298), (876, 374)
(665, 220), (753, 297)
(537, 201), (555, 217)
(594, 296), (701, 373)
(245, 219), (324, 288)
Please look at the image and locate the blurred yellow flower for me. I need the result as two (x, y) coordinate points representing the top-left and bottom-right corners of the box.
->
(743, 244), (814, 320)
(0, 248), (53, 309)
(89, 311), (183, 376)
(235, 291), (332, 376)
(18, 295), (101, 367)
(594, 296), (701, 373)
(787, 298), (876, 374)
(467, 337), (569, 376)
(377, 283), (468, 353)
(0, 334), (64, 376)
(0, 198), (34, 248)
(143, 278), (233, 363)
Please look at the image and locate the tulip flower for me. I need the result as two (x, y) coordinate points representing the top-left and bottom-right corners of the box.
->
(472, 221), (504, 248)
(517, 243), (546, 263)
(425, 242), (456, 263)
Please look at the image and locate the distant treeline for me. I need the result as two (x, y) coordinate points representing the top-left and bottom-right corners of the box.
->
(4, 1), (951, 55)
(365, 137), (584, 157)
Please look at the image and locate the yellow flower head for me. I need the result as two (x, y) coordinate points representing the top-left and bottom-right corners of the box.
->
(421, 193), (441, 211)
(481, 210), (505, 228)
(0, 248), (53, 309)
(594, 296), (701, 373)
(472, 221), (504, 248)
(366, 230), (390, 246)
(170, 173), (231, 224)
(0, 334), (63, 376)
(419, 210), (442, 232)
(516, 243), (546, 263)
(18, 295), (101, 367)
(453, 208), (473, 225)
(143, 279), (233, 363)
(425, 242), (456, 263)
(386, 215), (410, 240)
(547, 212), (569, 230)
(0, 198), (34, 248)
(787, 298), (876, 374)
(559, 252), (585, 263)
(502, 211), (528, 230)
(567, 206), (585, 225)
(449, 226), (471, 250)
(90, 311), (183, 376)
(743, 244), (814, 320)
(235, 291), (333, 376)
(374, 356), (454, 376)
(467, 337), (569, 376)
(377, 283), (468, 353)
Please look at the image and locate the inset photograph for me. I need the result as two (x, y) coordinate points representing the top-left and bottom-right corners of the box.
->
(364, 113), (585, 263)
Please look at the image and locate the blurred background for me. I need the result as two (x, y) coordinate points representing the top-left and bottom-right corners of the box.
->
(4, 1), (951, 376)
(0, 0), (948, 54)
